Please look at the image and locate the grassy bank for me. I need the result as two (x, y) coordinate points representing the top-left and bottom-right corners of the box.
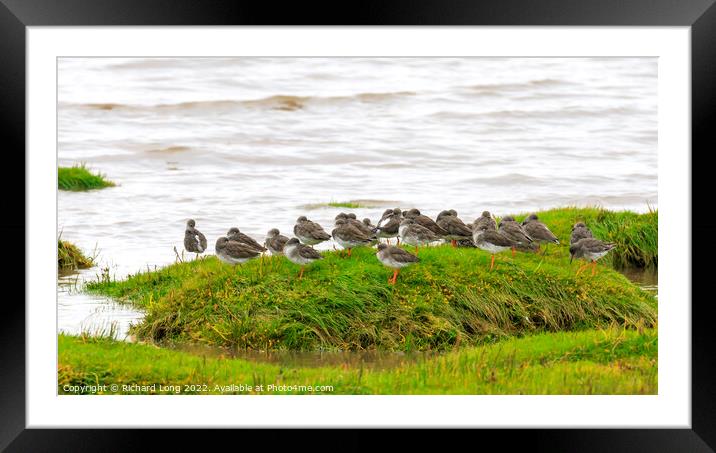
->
(58, 328), (657, 394)
(58, 240), (94, 271)
(86, 219), (656, 350)
(58, 164), (115, 191)
(504, 206), (657, 269)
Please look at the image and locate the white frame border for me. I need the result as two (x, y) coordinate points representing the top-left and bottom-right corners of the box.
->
(28, 27), (689, 428)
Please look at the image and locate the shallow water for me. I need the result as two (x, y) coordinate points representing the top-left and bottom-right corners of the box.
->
(166, 342), (438, 370)
(57, 57), (657, 340)
(619, 266), (658, 296)
(58, 269), (144, 339)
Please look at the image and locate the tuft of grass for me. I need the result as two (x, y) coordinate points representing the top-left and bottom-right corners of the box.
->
(86, 220), (657, 351)
(58, 327), (657, 394)
(503, 206), (657, 269)
(58, 240), (94, 271)
(327, 201), (364, 208)
(302, 199), (398, 209)
(58, 163), (115, 191)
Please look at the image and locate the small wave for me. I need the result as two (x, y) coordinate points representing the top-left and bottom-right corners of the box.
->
(61, 90), (417, 114)
(475, 106), (643, 120)
(146, 146), (192, 154)
(466, 173), (546, 186)
(465, 78), (570, 93)
(80, 103), (125, 111)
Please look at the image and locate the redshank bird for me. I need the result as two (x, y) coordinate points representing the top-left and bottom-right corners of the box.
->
(521, 214), (559, 255)
(293, 216), (331, 246)
(377, 209), (394, 226)
(264, 228), (290, 255)
(472, 224), (515, 271)
(570, 222), (594, 245)
(227, 227), (267, 252)
(376, 208), (402, 244)
(399, 218), (441, 255)
(341, 213), (377, 238)
(331, 219), (373, 257)
(376, 243), (419, 284)
(473, 211), (497, 232)
(184, 219), (207, 259)
(362, 218), (380, 245)
(403, 208), (448, 237)
(498, 216), (533, 256)
(569, 238), (616, 276)
(283, 237), (323, 279)
(436, 210), (473, 248)
(215, 236), (261, 266)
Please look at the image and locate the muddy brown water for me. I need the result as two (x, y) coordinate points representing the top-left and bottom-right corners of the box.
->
(164, 342), (440, 370)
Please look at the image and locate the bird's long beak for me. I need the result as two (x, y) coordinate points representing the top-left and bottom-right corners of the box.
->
(569, 255), (573, 264)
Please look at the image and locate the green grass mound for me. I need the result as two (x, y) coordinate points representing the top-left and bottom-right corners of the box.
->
(58, 240), (94, 271)
(87, 241), (656, 351)
(503, 207), (657, 269)
(327, 201), (365, 208)
(302, 199), (392, 209)
(58, 164), (115, 191)
(58, 328), (657, 394)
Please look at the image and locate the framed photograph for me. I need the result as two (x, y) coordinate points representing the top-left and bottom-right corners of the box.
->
(6, 0), (713, 449)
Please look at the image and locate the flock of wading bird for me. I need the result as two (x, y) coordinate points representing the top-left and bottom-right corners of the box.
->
(183, 209), (616, 284)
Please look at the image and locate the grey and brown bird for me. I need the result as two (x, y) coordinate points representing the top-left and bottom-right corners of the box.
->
(570, 222), (594, 245)
(569, 238), (616, 276)
(284, 237), (323, 279)
(227, 227), (267, 252)
(436, 210), (473, 248)
(184, 219), (207, 258)
(472, 224), (515, 271)
(331, 219), (373, 257)
(215, 236), (261, 266)
(341, 213), (377, 238)
(473, 211), (497, 232)
(399, 218), (441, 255)
(362, 218), (380, 245)
(522, 214), (559, 255)
(498, 216), (533, 256)
(377, 209), (394, 226)
(293, 216), (331, 246)
(376, 243), (420, 285)
(403, 208), (448, 237)
(375, 208), (402, 245)
(264, 228), (290, 255)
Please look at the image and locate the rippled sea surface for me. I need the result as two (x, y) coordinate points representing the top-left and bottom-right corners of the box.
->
(58, 58), (657, 337)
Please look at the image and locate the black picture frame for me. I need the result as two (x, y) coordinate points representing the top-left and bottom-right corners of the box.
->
(3, 0), (712, 450)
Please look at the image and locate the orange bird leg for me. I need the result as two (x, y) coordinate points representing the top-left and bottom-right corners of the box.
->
(490, 254), (495, 271)
(298, 267), (305, 279)
(389, 269), (399, 284)
(347, 248), (352, 258)
(415, 246), (419, 255)
(396, 238), (400, 245)
(451, 239), (457, 248)
(576, 263), (588, 276)
(591, 260), (597, 276)
(386, 239), (391, 245)
(511, 247), (516, 257)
